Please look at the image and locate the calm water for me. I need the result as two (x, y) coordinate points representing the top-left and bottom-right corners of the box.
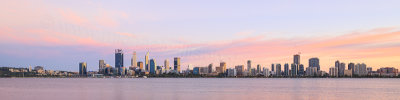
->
(0, 78), (399, 100)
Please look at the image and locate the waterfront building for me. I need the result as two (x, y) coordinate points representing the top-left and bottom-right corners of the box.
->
(137, 61), (144, 72)
(131, 51), (137, 67)
(227, 68), (237, 77)
(257, 64), (261, 74)
(354, 63), (367, 76)
(294, 54), (300, 65)
(193, 67), (200, 75)
(115, 49), (124, 75)
(79, 62), (87, 75)
(99, 60), (105, 73)
(305, 67), (318, 76)
(335, 60), (340, 77)
(367, 67), (372, 73)
(298, 64), (304, 76)
(377, 67), (399, 77)
(251, 68), (256, 76)
(247, 60), (251, 72)
(145, 51), (149, 72)
(329, 67), (337, 77)
(339, 63), (346, 77)
(348, 62), (355, 75)
(276, 64), (281, 76)
(150, 59), (156, 74)
(309, 58), (320, 71)
(235, 65), (244, 76)
(174, 57), (181, 73)
(291, 63), (297, 76)
(199, 67), (209, 75)
(220, 62), (227, 73)
(271, 64), (275, 72)
(344, 70), (352, 77)
(284, 63), (289, 76)
(208, 64), (213, 73)
(164, 59), (169, 73)
(263, 68), (270, 77)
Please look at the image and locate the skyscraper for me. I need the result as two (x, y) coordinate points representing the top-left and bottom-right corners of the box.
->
(145, 51), (149, 71)
(291, 63), (297, 76)
(271, 64), (275, 72)
(150, 59), (156, 74)
(294, 54), (300, 65)
(257, 64), (261, 74)
(137, 61), (144, 71)
(99, 60), (105, 74)
(335, 60), (340, 77)
(79, 62), (87, 75)
(298, 64), (304, 76)
(115, 49), (124, 75)
(164, 59), (169, 71)
(235, 65), (244, 76)
(220, 62), (227, 73)
(131, 51), (137, 67)
(247, 60), (251, 72)
(174, 57), (181, 73)
(348, 62), (355, 75)
(339, 63), (346, 76)
(308, 58), (320, 71)
(284, 63), (289, 76)
(276, 64), (281, 76)
(208, 63), (213, 73)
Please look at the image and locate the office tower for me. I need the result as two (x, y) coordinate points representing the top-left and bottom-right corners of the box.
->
(131, 51), (137, 67)
(263, 68), (270, 77)
(257, 64), (261, 74)
(79, 62), (87, 75)
(284, 63), (289, 76)
(174, 57), (181, 73)
(227, 68), (237, 77)
(145, 51), (149, 71)
(276, 64), (281, 76)
(137, 61), (144, 71)
(298, 64), (304, 76)
(115, 49), (124, 75)
(271, 64), (275, 71)
(354, 63), (367, 76)
(220, 62), (227, 73)
(247, 60), (251, 72)
(235, 65), (244, 76)
(193, 67), (200, 75)
(208, 63), (213, 73)
(348, 63), (355, 75)
(291, 63), (297, 76)
(294, 54), (300, 65)
(335, 60), (340, 76)
(164, 59), (169, 70)
(99, 60), (105, 74)
(329, 67), (336, 77)
(150, 59), (156, 74)
(339, 63), (346, 76)
(308, 58), (320, 71)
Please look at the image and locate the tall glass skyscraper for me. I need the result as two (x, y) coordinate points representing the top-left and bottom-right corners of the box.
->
(145, 51), (149, 71)
(309, 58), (320, 71)
(115, 49), (124, 75)
(150, 59), (156, 74)
(79, 62), (87, 75)
(247, 60), (251, 72)
(174, 57), (181, 73)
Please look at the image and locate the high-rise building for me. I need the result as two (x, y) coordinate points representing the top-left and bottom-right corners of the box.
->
(276, 64), (281, 76)
(137, 61), (144, 71)
(335, 60), (340, 77)
(291, 63), (297, 76)
(115, 49), (124, 75)
(164, 59), (169, 71)
(220, 62), (227, 73)
(308, 58), (320, 71)
(150, 59), (156, 74)
(294, 54), (300, 65)
(348, 62), (355, 75)
(298, 64), (304, 76)
(339, 63), (346, 77)
(257, 64), (261, 74)
(271, 64), (275, 72)
(208, 63), (213, 73)
(79, 62), (87, 75)
(329, 67), (336, 77)
(354, 63), (367, 76)
(145, 51), (149, 71)
(235, 65), (244, 76)
(174, 57), (181, 73)
(99, 60), (105, 74)
(247, 60), (251, 72)
(193, 67), (200, 75)
(131, 51), (137, 67)
(284, 63), (289, 76)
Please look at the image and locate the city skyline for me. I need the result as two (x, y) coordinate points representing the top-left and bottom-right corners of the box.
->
(1, 1), (400, 72)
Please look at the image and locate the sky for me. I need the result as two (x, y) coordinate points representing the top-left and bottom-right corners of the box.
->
(1, 0), (400, 72)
